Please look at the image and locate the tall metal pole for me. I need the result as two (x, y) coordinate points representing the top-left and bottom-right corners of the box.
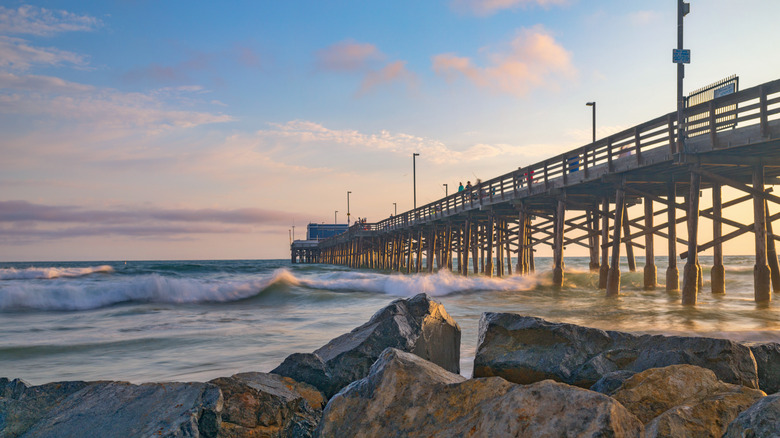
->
(586, 102), (596, 143)
(677, 0), (689, 153)
(443, 183), (448, 197)
(393, 202), (397, 215)
(413, 153), (420, 210)
(292, 225), (295, 241)
(347, 191), (351, 224)
(335, 210), (338, 224)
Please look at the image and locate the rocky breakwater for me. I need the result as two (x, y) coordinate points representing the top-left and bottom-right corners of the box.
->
(4, 299), (780, 437)
(474, 312), (763, 390)
(272, 292), (461, 399)
(0, 293), (461, 437)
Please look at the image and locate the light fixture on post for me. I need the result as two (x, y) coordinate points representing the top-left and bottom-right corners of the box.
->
(413, 153), (420, 210)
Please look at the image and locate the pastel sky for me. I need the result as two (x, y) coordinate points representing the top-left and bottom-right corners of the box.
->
(2, 0), (780, 261)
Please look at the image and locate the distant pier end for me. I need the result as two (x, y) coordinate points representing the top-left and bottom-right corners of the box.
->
(291, 223), (349, 263)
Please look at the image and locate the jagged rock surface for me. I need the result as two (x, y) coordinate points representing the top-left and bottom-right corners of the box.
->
(272, 293), (460, 398)
(1, 378), (222, 438)
(612, 365), (764, 437)
(317, 348), (644, 438)
(747, 341), (780, 394)
(723, 392), (780, 438)
(209, 372), (324, 438)
(474, 312), (759, 389)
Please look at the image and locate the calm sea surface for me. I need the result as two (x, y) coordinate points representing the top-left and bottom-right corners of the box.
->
(1, 257), (779, 385)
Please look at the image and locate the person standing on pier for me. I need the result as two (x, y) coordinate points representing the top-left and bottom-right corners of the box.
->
(458, 182), (464, 192)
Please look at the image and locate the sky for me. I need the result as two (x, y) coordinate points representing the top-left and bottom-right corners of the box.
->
(2, 0), (780, 262)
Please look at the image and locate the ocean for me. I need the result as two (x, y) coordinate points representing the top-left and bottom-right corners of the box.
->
(1, 257), (779, 385)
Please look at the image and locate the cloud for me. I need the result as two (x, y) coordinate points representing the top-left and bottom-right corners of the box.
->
(0, 35), (88, 71)
(315, 39), (384, 72)
(357, 60), (416, 96)
(629, 10), (661, 26)
(0, 72), (233, 131)
(432, 26), (576, 97)
(315, 39), (415, 96)
(0, 5), (102, 36)
(451, 0), (570, 16)
(258, 120), (522, 165)
(0, 200), (296, 243)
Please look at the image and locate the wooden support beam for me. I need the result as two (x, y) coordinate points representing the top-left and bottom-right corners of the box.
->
(712, 184), (725, 294)
(682, 171), (701, 305)
(623, 204), (636, 272)
(753, 165), (771, 302)
(766, 199), (780, 294)
(553, 197), (565, 288)
(644, 196), (656, 289)
(589, 208), (600, 272)
(607, 183), (625, 296)
(599, 197), (609, 289)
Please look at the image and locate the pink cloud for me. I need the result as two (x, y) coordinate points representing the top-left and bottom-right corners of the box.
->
(357, 61), (416, 96)
(451, 0), (570, 16)
(0, 5), (102, 36)
(315, 39), (384, 72)
(0, 35), (88, 71)
(432, 26), (576, 97)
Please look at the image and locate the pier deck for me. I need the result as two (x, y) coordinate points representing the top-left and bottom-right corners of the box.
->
(309, 78), (780, 304)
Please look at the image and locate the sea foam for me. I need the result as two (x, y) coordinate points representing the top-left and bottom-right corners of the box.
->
(0, 265), (114, 280)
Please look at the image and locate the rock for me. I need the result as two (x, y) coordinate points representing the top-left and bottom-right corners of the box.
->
(273, 293), (460, 398)
(318, 348), (644, 437)
(474, 313), (759, 389)
(2, 379), (222, 438)
(723, 393), (780, 438)
(747, 342), (780, 394)
(0, 377), (90, 438)
(209, 372), (325, 438)
(589, 370), (636, 395)
(612, 365), (764, 437)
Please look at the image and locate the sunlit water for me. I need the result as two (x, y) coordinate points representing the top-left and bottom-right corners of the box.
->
(1, 257), (778, 385)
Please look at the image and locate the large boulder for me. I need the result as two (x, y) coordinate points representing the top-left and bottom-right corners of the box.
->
(0, 378), (91, 437)
(747, 342), (780, 394)
(272, 293), (460, 398)
(474, 313), (759, 389)
(0, 378), (222, 438)
(723, 393), (780, 438)
(209, 372), (325, 438)
(612, 365), (764, 437)
(318, 348), (644, 437)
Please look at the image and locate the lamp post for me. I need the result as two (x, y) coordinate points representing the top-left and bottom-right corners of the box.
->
(347, 191), (351, 224)
(335, 210), (338, 224)
(586, 102), (596, 144)
(443, 183), (448, 197)
(413, 153), (420, 210)
(393, 202), (397, 215)
(676, 0), (690, 153)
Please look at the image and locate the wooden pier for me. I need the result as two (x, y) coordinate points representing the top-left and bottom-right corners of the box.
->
(309, 78), (780, 304)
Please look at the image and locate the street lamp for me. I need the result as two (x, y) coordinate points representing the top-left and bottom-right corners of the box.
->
(335, 210), (338, 224)
(586, 102), (596, 145)
(347, 191), (351, 224)
(413, 153), (420, 210)
(676, 0), (691, 153)
(443, 183), (448, 197)
(393, 202), (397, 216)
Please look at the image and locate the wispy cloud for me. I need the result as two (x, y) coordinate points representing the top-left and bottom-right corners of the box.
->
(0, 72), (232, 131)
(0, 35), (88, 70)
(628, 10), (661, 26)
(0, 200), (296, 243)
(450, 0), (570, 16)
(315, 39), (384, 72)
(0, 5), (102, 36)
(258, 120), (522, 164)
(432, 26), (576, 97)
(315, 39), (415, 96)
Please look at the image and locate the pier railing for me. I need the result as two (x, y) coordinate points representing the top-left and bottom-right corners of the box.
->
(320, 78), (780, 244)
